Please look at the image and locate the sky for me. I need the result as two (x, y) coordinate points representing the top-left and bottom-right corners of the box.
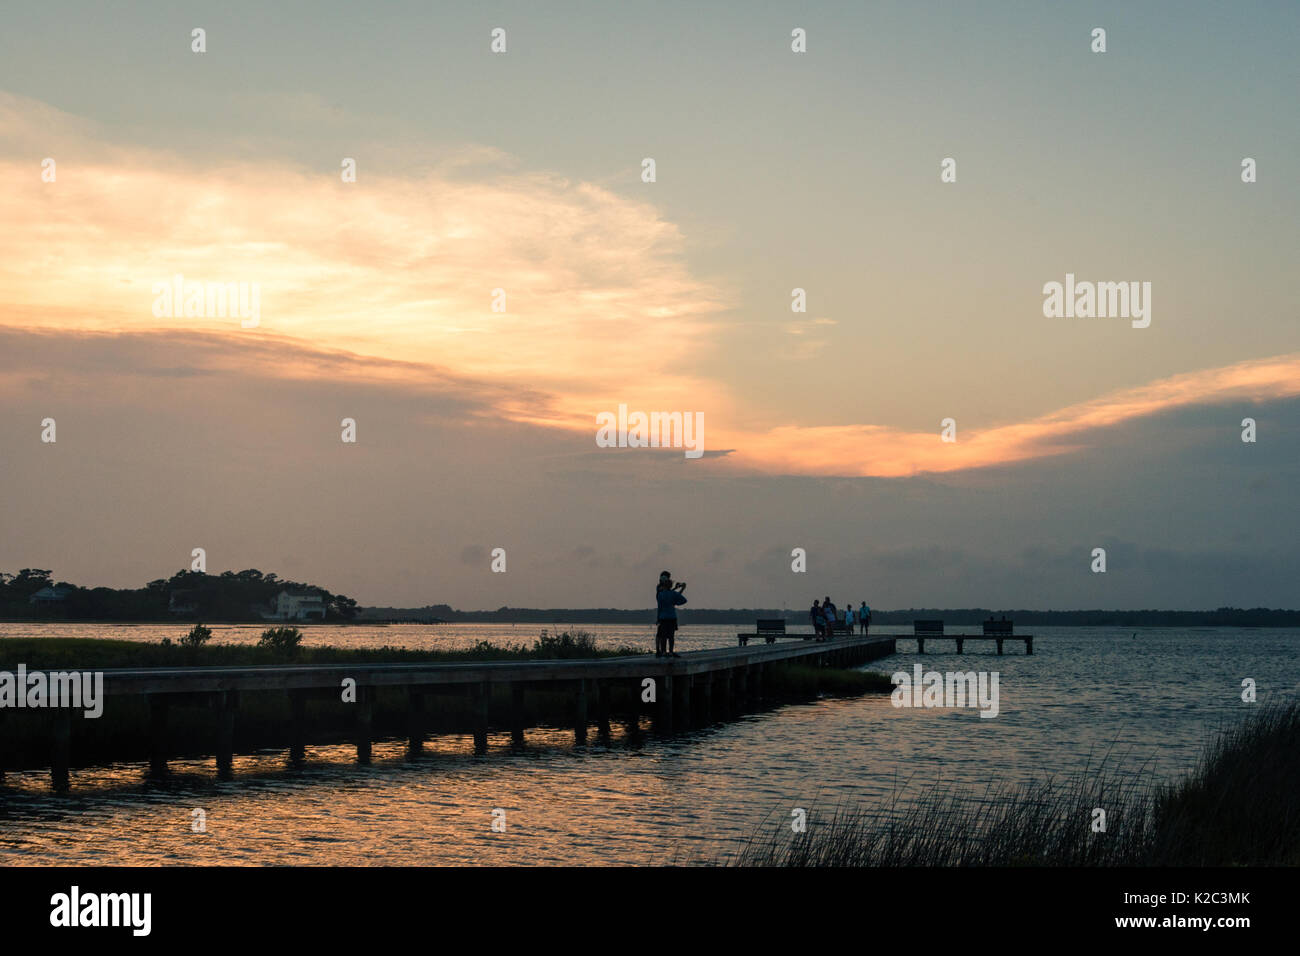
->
(1, 1), (1297, 610)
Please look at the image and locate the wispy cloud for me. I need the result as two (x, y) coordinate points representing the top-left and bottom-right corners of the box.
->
(725, 353), (1300, 477)
(0, 91), (729, 425)
(4, 91), (1296, 481)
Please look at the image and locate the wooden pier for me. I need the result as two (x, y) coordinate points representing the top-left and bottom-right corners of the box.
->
(910, 619), (1033, 655)
(9, 635), (895, 792)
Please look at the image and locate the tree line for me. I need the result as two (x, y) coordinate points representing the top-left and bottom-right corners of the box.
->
(0, 568), (358, 622)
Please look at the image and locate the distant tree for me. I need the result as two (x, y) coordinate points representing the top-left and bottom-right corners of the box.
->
(11, 569), (53, 594)
(329, 594), (359, 620)
(257, 626), (303, 655)
(181, 623), (213, 648)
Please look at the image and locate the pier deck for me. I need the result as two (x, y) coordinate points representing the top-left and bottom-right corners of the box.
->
(5, 635), (896, 792)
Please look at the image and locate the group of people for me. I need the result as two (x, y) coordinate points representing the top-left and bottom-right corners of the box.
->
(810, 596), (870, 639)
(652, 572), (871, 655)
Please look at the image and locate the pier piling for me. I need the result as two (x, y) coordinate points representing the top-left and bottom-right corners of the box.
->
(289, 690), (307, 766)
(657, 674), (674, 735)
(472, 682), (490, 754)
(510, 683), (526, 745)
(698, 673), (714, 724)
(216, 691), (237, 780)
(355, 688), (373, 764)
(575, 678), (589, 744)
(595, 680), (611, 738)
(406, 688), (423, 758)
(673, 673), (691, 730)
(148, 695), (168, 779)
(51, 710), (71, 792)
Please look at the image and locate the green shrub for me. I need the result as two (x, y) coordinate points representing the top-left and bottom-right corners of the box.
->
(257, 626), (304, 655)
(181, 623), (213, 648)
(532, 628), (600, 658)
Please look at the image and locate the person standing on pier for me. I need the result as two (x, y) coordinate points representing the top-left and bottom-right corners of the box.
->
(810, 599), (824, 639)
(822, 596), (837, 638)
(655, 571), (687, 658)
(845, 604), (856, 633)
(859, 601), (871, 634)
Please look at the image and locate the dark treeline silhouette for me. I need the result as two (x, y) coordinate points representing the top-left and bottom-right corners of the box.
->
(359, 605), (1300, 627)
(0, 568), (358, 622)
(2, 569), (1294, 626)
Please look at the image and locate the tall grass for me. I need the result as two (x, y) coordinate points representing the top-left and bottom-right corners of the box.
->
(0, 628), (636, 669)
(729, 701), (1300, 866)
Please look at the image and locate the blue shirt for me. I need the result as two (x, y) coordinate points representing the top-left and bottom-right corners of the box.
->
(657, 588), (687, 620)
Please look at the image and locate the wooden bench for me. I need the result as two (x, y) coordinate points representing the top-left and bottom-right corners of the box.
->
(978, 618), (1033, 655)
(738, 618), (787, 646)
(911, 618), (1033, 654)
(827, 620), (853, 638)
(913, 619), (943, 653)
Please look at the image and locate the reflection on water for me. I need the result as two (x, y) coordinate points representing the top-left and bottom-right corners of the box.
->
(1, 626), (1297, 865)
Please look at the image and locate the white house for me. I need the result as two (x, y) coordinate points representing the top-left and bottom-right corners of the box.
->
(270, 590), (327, 621)
(29, 585), (72, 606)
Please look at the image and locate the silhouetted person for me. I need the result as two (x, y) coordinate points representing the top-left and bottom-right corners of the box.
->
(655, 570), (687, 658)
(810, 599), (824, 639)
(860, 601), (871, 634)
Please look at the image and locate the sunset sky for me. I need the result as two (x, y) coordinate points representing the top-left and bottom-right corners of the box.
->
(2, 1), (1297, 610)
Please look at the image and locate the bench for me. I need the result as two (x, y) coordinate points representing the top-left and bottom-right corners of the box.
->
(738, 619), (787, 646)
(912, 619), (943, 653)
(827, 620), (853, 638)
(979, 618), (1032, 654)
(911, 618), (1033, 654)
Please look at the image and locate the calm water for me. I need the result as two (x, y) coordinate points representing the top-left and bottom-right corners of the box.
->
(1, 623), (1296, 865)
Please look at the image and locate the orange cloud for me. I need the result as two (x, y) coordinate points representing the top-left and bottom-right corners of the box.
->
(716, 353), (1300, 476)
(0, 91), (730, 426)
(4, 92), (1296, 480)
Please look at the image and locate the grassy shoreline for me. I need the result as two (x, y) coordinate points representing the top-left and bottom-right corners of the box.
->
(0, 632), (892, 774)
(726, 700), (1300, 866)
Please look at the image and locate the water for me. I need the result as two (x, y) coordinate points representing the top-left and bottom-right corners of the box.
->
(1, 624), (1297, 865)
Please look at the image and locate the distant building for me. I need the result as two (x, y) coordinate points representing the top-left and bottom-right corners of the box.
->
(168, 590), (198, 615)
(28, 585), (72, 606)
(268, 590), (327, 621)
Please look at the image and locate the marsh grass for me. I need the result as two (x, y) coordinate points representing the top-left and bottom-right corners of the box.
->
(728, 701), (1300, 866)
(0, 629), (637, 670)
